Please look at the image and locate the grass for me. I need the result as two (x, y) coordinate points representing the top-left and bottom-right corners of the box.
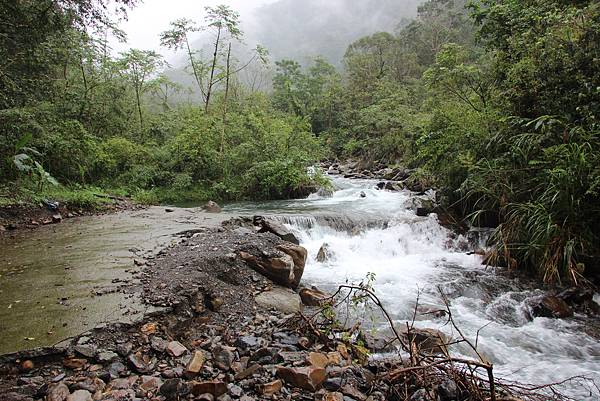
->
(0, 183), (116, 210)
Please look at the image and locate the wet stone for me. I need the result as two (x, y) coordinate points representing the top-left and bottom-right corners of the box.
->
(323, 378), (343, 391)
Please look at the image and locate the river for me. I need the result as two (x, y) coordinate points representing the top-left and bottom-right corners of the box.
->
(1, 175), (599, 398)
(225, 175), (600, 399)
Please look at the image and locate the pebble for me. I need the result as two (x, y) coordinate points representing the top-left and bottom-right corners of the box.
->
(167, 341), (188, 357)
(66, 389), (92, 401)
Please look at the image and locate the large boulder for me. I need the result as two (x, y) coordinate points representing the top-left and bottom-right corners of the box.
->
(255, 286), (302, 314)
(240, 244), (306, 289)
(202, 201), (221, 213)
(253, 216), (299, 245)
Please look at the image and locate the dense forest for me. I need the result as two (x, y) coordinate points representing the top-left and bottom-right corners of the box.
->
(1, 0), (599, 285)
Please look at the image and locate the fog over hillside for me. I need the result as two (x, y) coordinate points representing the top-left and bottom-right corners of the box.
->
(244, 0), (423, 64)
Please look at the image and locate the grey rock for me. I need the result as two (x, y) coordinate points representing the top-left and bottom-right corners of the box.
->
(108, 361), (127, 378)
(151, 337), (168, 353)
(235, 336), (265, 351)
(66, 390), (92, 401)
(74, 345), (97, 358)
(203, 201), (222, 213)
(255, 286), (302, 314)
(46, 383), (70, 401)
(438, 379), (458, 401)
(97, 351), (119, 363)
(409, 389), (428, 401)
(128, 353), (151, 373)
(228, 384), (243, 398)
(212, 345), (235, 371)
(116, 342), (133, 356)
(253, 216), (299, 245)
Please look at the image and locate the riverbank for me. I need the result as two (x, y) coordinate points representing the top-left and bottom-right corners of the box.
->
(1, 215), (596, 401)
(0, 185), (145, 234)
(1, 174), (599, 400)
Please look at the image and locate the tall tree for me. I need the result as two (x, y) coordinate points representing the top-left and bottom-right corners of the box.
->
(203, 5), (242, 112)
(118, 49), (166, 131)
(160, 18), (206, 101)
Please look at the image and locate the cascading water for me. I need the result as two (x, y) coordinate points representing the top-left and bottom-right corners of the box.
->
(225, 175), (600, 398)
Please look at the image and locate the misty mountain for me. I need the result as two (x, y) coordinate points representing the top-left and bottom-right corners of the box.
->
(246, 0), (424, 64)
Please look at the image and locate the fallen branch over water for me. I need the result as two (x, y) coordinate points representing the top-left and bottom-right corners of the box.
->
(288, 282), (598, 401)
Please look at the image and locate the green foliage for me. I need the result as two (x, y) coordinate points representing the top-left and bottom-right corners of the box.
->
(272, 57), (344, 133)
(321, 0), (600, 284)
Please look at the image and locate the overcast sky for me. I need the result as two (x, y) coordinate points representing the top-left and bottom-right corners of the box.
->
(111, 0), (277, 60)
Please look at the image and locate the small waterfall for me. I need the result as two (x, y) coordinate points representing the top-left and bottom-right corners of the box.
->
(275, 214), (389, 235)
(224, 175), (600, 399)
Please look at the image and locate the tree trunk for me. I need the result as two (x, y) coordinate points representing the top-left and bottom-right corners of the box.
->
(205, 24), (221, 113)
(185, 36), (206, 102)
(221, 42), (231, 157)
(135, 86), (144, 132)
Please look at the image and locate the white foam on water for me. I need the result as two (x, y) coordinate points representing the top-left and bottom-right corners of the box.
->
(288, 176), (600, 399)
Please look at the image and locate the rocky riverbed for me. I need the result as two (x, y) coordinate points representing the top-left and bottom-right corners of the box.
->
(1, 168), (599, 401)
(0, 220), (403, 401)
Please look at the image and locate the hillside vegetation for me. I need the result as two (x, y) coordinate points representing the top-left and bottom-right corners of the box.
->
(1, 0), (599, 284)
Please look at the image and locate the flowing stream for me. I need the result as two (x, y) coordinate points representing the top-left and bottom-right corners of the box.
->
(1, 175), (599, 397)
(225, 175), (600, 399)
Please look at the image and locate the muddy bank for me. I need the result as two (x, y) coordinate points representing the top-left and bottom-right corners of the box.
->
(0, 196), (144, 234)
(0, 207), (234, 354)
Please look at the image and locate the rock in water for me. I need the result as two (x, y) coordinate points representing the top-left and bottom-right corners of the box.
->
(299, 288), (331, 307)
(401, 328), (449, 355)
(255, 286), (302, 314)
(316, 243), (333, 262)
(203, 201), (222, 213)
(531, 295), (573, 318)
(253, 216), (299, 244)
